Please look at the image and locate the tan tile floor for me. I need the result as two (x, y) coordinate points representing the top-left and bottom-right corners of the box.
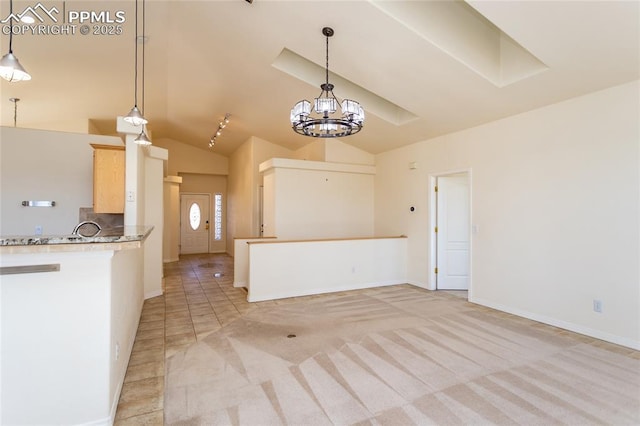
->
(114, 253), (249, 425)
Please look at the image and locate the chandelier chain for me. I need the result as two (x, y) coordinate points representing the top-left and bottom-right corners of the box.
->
(325, 34), (329, 87)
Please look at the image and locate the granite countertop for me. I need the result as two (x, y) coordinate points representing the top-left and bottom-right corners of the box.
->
(0, 226), (154, 246)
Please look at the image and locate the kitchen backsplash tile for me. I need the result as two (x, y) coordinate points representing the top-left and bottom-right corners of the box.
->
(79, 207), (124, 229)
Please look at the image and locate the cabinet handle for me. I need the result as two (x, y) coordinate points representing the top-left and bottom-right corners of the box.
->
(22, 201), (56, 207)
(0, 264), (60, 275)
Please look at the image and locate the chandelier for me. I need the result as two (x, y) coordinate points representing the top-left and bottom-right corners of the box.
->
(290, 27), (364, 138)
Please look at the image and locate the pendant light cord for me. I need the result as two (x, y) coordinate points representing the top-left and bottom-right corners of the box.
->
(133, 0), (139, 107)
(8, 0), (14, 53)
(12, 99), (17, 127)
(141, 0), (145, 115)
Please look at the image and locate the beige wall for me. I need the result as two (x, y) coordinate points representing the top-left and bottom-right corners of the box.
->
(261, 159), (376, 240)
(227, 136), (293, 254)
(227, 138), (254, 252)
(153, 137), (228, 176)
(0, 127), (123, 236)
(324, 139), (375, 165)
(292, 139), (375, 165)
(292, 140), (326, 161)
(375, 80), (640, 348)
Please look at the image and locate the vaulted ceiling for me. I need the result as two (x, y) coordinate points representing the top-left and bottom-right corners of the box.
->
(1, 1), (638, 157)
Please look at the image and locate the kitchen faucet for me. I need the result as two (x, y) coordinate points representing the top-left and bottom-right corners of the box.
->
(72, 221), (102, 237)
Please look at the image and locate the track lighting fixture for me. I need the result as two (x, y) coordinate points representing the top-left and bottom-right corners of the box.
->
(209, 113), (231, 148)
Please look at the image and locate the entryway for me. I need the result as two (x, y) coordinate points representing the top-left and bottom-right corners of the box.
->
(180, 193), (210, 254)
(431, 171), (471, 292)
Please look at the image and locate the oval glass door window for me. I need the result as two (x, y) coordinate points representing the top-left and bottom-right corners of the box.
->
(189, 203), (201, 230)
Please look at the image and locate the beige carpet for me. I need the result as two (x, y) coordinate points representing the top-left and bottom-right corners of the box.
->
(165, 285), (640, 425)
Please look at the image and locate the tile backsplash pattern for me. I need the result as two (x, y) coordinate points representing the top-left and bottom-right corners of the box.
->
(79, 207), (124, 229)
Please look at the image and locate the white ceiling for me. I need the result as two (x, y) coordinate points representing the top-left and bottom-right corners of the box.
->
(1, 1), (638, 157)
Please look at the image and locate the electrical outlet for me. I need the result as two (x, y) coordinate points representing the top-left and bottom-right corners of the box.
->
(115, 342), (120, 360)
(126, 191), (135, 202)
(35, 225), (43, 235)
(593, 299), (602, 313)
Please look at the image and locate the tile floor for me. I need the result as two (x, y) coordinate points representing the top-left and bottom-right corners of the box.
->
(114, 253), (257, 425)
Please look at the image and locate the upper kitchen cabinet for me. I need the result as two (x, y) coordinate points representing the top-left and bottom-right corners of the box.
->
(91, 144), (125, 213)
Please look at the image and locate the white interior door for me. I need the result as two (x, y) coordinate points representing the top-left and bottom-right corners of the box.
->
(436, 174), (470, 290)
(180, 194), (210, 254)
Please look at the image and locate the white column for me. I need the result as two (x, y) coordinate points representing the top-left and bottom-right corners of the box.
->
(163, 176), (182, 263)
(144, 146), (168, 299)
(116, 117), (146, 226)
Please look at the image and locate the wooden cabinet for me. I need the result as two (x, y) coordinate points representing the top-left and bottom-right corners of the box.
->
(91, 144), (125, 213)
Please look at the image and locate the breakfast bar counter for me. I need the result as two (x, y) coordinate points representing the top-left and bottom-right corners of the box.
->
(0, 225), (153, 253)
(0, 226), (153, 425)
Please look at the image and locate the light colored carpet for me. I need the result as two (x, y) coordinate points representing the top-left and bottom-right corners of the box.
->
(165, 285), (640, 425)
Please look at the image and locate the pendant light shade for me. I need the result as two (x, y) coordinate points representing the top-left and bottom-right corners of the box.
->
(1, 0), (31, 82)
(134, 130), (152, 146)
(124, 105), (147, 126)
(0, 53), (31, 82)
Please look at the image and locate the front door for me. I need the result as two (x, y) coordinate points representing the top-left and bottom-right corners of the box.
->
(180, 193), (210, 254)
(436, 174), (470, 290)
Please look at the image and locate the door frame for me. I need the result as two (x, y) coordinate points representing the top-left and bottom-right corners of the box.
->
(429, 168), (473, 298)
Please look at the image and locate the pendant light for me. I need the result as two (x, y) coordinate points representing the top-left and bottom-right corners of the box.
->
(134, 0), (151, 145)
(124, 0), (147, 126)
(0, 0), (31, 82)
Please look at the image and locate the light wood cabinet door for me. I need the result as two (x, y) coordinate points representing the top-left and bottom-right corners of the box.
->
(91, 144), (125, 213)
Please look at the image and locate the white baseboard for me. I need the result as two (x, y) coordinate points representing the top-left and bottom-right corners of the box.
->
(407, 280), (431, 290)
(233, 281), (247, 288)
(472, 296), (640, 350)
